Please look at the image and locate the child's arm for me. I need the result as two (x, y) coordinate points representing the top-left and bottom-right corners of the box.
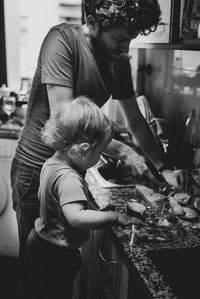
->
(62, 201), (143, 229)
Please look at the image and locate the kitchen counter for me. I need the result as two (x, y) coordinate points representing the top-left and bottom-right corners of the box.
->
(86, 170), (200, 299)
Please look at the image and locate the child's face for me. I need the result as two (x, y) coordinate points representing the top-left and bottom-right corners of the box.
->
(84, 138), (111, 169)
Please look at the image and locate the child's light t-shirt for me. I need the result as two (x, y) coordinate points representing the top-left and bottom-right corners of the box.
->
(35, 157), (90, 248)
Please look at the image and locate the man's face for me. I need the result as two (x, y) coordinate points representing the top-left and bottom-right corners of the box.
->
(91, 24), (139, 61)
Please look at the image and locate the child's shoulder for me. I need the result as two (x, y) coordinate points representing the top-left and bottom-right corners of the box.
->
(44, 158), (83, 180)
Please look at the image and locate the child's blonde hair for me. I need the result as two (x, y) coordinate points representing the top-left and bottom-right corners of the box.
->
(42, 96), (114, 156)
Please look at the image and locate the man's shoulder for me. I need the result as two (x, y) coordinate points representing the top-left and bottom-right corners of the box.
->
(44, 23), (84, 47)
(49, 23), (82, 36)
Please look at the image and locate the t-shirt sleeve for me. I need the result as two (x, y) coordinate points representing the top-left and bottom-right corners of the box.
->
(56, 172), (88, 207)
(40, 27), (74, 87)
(112, 54), (135, 100)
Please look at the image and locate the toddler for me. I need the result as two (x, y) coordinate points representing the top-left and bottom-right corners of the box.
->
(20, 96), (143, 299)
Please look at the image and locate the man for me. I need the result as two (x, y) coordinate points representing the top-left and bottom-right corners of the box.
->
(11, 0), (190, 261)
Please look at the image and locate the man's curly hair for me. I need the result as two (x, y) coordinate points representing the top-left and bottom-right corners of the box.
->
(83, 0), (162, 35)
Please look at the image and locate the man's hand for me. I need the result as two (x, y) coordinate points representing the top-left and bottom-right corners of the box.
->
(161, 169), (191, 193)
(117, 159), (139, 178)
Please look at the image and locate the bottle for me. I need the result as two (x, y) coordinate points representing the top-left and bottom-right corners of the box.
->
(195, 110), (200, 147)
(185, 109), (197, 147)
(198, 23), (200, 38)
(193, 147), (200, 168)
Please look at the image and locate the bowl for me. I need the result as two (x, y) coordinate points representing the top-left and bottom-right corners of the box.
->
(134, 222), (181, 242)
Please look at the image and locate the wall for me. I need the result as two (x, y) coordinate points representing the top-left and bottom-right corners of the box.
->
(0, 0), (7, 86)
(19, 0), (59, 80)
(4, 0), (20, 91)
(19, 0), (82, 82)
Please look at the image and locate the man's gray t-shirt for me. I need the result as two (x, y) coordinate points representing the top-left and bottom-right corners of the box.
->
(16, 23), (135, 167)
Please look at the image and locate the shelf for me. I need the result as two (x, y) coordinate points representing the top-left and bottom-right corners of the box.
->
(179, 38), (200, 46)
(129, 42), (200, 51)
(130, 0), (200, 51)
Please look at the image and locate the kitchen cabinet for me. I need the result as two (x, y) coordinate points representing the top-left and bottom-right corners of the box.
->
(131, 0), (172, 45)
(79, 229), (128, 299)
(177, 0), (200, 46)
(79, 229), (150, 299)
(130, 0), (200, 50)
(90, 229), (128, 299)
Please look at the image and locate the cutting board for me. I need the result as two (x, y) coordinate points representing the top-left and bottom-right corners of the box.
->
(135, 185), (166, 207)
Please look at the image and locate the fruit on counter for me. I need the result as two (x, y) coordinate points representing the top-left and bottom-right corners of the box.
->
(169, 196), (185, 216)
(171, 192), (190, 205)
(169, 197), (198, 220)
(157, 218), (170, 227)
(127, 201), (146, 215)
(182, 207), (198, 220)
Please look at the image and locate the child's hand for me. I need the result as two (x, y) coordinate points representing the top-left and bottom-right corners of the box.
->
(116, 212), (144, 227)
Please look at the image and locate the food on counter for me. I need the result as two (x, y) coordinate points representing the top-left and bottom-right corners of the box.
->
(127, 201), (146, 215)
(168, 195), (198, 221)
(144, 207), (174, 228)
(182, 207), (198, 220)
(171, 192), (190, 205)
(169, 196), (185, 216)
(126, 182), (200, 242)
(157, 218), (170, 227)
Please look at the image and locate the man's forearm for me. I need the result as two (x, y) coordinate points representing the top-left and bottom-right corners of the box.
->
(127, 118), (165, 170)
(118, 97), (166, 171)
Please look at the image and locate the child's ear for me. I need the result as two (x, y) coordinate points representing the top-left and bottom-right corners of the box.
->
(79, 142), (90, 154)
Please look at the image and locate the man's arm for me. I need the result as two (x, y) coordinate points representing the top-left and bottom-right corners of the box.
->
(118, 96), (164, 170)
(102, 96), (164, 178)
(117, 97), (190, 191)
(47, 84), (74, 114)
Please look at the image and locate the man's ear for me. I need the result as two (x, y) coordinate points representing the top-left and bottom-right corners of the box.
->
(79, 142), (90, 154)
(86, 15), (99, 33)
(86, 15), (96, 26)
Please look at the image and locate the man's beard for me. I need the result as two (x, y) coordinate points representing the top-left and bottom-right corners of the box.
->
(91, 33), (114, 62)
